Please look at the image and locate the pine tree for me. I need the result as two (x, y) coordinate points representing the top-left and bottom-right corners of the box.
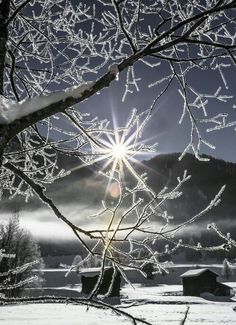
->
(222, 258), (233, 279)
(72, 255), (82, 273)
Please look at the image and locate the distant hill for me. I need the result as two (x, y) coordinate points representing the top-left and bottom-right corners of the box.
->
(2, 150), (236, 257)
(5, 150), (236, 229)
(140, 153), (236, 225)
(46, 152), (236, 251)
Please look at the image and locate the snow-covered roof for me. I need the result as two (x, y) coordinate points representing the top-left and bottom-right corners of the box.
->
(181, 268), (219, 278)
(79, 266), (113, 276)
(217, 282), (232, 289)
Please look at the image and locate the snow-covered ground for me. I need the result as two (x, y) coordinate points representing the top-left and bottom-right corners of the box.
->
(2, 302), (236, 325)
(2, 283), (236, 324)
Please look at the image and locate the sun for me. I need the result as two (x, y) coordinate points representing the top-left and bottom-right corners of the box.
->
(111, 143), (128, 160)
(68, 110), (156, 189)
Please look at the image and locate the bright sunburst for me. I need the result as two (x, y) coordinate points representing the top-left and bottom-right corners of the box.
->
(96, 126), (151, 187)
(111, 143), (128, 160)
(99, 133), (134, 175)
(87, 109), (158, 185)
(69, 109), (157, 190)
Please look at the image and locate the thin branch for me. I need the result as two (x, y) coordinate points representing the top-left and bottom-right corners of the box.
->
(112, 0), (137, 53)
(6, 0), (33, 26)
(0, 0), (11, 95)
(64, 112), (104, 149)
(180, 306), (190, 325)
(4, 162), (97, 240)
(0, 296), (152, 325)
(7, 49), (20, 101)
(183, 38), (236, 50)
(227, 49), (236, 65)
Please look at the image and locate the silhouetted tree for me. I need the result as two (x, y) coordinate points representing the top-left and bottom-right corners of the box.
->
(0, 214), (44, 297)
(222, 258), (233, 279)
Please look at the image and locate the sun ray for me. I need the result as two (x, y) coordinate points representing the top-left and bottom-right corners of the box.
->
(99, 156), (116, 174)
(69, 110), (157, 206)
(105, 132), (116, 147)
(69, 153), (110, 173)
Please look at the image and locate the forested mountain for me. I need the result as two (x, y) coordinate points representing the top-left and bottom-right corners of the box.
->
(140, 153), (236, 260)
(2, 151), (236, 258)
(55, 151), (236, 238)
(142, 153), (236, 225)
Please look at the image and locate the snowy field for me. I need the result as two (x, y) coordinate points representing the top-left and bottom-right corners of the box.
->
(2, 303), (236, 325)
(1, 283), (236, 324)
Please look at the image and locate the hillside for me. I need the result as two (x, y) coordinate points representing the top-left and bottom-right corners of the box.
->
(1, 151), (236, 257)
(141, 153), (236, 225)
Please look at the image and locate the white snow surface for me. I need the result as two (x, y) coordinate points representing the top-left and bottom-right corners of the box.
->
(2, 284), (236, 324)
(109, 64), (119, 80)
(109, 64), (119, 75)
(1, 298), (236, 325)
(0, 82), (94, 124)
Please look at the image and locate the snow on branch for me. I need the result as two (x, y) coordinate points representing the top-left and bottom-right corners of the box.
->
(0, 1), (235, 317)
(0, 82), (94, 124)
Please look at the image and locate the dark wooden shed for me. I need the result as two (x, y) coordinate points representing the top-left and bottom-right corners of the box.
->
(81, 267), (121, 297)
(181, 268), (233, 297)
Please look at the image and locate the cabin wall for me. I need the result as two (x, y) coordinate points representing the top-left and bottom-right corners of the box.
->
(81, 268), (121, 297)
(182, 271), (232, 296)
(183, 272), (217, 296)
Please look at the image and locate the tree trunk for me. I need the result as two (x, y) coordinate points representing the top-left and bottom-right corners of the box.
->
(0, 0), (10, 95)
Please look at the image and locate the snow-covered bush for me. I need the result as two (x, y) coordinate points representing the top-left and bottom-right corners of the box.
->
(0, 215), (44, 297)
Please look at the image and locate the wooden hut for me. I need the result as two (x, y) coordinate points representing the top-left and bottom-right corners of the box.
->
(181, 268), (233, 297)
(81, 267), (121, 297)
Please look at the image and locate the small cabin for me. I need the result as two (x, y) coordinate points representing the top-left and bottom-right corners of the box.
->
(81, 267), (121, 297)
(181, 268), (233, 297)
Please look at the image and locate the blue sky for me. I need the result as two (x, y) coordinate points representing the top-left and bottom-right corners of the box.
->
(75, 61), (236, 163)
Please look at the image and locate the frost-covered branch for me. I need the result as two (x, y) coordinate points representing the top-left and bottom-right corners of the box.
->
(0, 296), (152, 325)
(0, 0), (235, 152)
(0, 0), (11, 95)
(4, 162), (99, 242)
(0, 1), (235, 322)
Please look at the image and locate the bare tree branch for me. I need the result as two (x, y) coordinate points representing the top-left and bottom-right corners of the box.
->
(6, 0), (32, 26)
(0, 296), (152, 325)
(0, 0), (11, 94)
